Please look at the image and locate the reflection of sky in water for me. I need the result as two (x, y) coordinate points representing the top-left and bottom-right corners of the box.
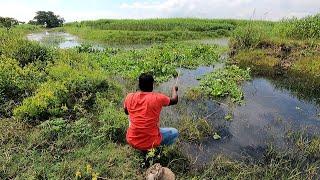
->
(27, 31), (104, 49)
(158, 67), (320, 163)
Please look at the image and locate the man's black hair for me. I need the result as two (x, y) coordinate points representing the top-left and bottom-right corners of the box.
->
(139, 73), (154, 92)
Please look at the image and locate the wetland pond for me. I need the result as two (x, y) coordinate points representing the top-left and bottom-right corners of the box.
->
(27, 31), (320, 164)
(159, 66), (320, 163)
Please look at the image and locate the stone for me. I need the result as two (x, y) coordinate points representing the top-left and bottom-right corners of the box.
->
(145, 163), (175, 180)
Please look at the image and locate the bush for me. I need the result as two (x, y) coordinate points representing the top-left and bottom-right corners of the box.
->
(13, 51), (121, 123)
(13, 40), (54, 66)
(13, 81), (69, 122)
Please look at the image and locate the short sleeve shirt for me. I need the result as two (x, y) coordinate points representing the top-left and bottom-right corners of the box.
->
(124, 92), (170, 150)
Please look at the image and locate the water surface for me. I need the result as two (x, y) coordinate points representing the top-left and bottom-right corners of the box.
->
(158, 67), (320, 163)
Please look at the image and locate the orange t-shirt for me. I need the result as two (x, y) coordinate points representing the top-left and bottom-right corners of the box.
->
(124, 92), (170, 150)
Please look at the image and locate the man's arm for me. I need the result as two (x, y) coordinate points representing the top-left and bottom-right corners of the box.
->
(169, 86), (178, 106)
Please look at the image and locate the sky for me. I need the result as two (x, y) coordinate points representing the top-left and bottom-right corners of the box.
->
(0, 0), (319, 22)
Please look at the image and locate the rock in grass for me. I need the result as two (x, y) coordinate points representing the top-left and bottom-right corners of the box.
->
(145, 163), (175, 180)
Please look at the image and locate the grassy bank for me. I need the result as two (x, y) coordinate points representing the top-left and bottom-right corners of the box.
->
(230, 14), (320, 103)
(61, 18), (274, 45)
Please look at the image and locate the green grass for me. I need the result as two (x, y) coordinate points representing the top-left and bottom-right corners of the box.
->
(61, 18), (269, 44)
(65, 18), (238, 32)
(62, 26), (228, 45)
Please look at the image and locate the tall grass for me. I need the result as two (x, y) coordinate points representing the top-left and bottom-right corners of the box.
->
(66, 18), (237, 32)
(274, 14), (320, 40)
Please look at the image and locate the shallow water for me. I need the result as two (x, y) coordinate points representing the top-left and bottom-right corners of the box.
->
(27, 31), (104, 50)
(184, 38), (229, 47)
(158, 66), (320, 163)
(27, 31), (229, 50)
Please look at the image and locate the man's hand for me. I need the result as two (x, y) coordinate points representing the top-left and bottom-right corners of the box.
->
(169, 86), (178, 106)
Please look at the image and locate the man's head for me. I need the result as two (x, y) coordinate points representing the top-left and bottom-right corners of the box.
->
(139, 73), (154, 92)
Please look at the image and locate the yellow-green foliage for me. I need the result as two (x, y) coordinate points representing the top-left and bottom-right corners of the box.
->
(234, 49), (278, 75)
(178, 117), (214, 142)
(0, 57), (24, 91)
(306, 137), (320, 158)
(291, 55), (320, 78)
(64, 27), (222, 45)
(0, 118), (141, 179)
(13, 81), (68, 121)
(184, 87), (203, 100)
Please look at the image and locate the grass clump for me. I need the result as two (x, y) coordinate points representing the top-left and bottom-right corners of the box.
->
(178, 117), (215, 143)
(199, 65), (251, 103)
(234, 49), (278, 75)
(230, 23), (269, 50)
(184, 87), (203, 100)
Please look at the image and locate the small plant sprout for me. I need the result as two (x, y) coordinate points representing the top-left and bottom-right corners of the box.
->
(225, 113), (233, 121)
(213, 133), (221, 140)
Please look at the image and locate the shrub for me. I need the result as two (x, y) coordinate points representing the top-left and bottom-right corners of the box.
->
(13, 40), (54, 66)
(13, 81), (69, 123)
(0, 57), (46, 117)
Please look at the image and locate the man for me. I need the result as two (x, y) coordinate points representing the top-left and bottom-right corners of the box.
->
(124, 73), (179, 151)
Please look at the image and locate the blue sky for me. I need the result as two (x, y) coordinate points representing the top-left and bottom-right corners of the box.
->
(0, 0), (319, 22)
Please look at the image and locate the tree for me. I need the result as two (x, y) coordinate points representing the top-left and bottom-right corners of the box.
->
(32, 11), (64, 28)
(0, 17), (19, 31)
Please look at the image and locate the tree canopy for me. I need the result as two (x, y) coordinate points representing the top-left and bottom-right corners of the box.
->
(0, 17), (19, 30)
(31, 11), (64, 28)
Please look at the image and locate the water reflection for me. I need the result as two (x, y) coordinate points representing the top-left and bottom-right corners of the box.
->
(158, 66), (320, 164)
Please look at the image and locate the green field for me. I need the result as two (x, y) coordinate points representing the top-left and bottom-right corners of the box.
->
(1, 15), (320, 179)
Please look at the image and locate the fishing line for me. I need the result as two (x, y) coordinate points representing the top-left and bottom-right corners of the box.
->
(174, 56), (183, 86)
